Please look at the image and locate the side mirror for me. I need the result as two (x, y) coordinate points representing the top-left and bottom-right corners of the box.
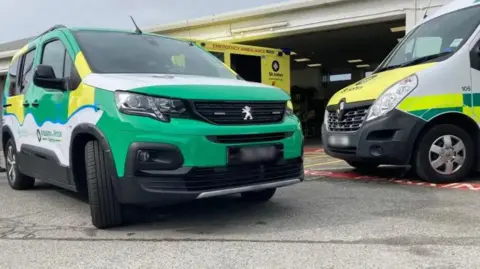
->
(33, 64), (66, 91)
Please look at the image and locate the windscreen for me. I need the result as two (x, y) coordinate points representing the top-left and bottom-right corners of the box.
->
(74, 30), (238, 79)
(379, 4), (480, 69)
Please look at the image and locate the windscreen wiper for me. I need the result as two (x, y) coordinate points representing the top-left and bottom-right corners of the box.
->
(375, 64), (401, 73)
(398, 51), (452, 68)
(376, 51), (452, 74)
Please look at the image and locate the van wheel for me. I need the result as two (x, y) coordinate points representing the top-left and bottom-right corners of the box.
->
(85, 140), (123, 229)
(4, 138), (35, 190)
(346, 161), (379, 172)
(414, 124), (473, 183)
(241, 188), (276, 202)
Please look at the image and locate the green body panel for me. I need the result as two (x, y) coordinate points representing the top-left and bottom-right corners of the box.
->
(95, 89), (302, 177)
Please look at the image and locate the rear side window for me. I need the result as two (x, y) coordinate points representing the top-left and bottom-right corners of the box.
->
(7, 58), (19, 96)
(19, 49), (36, 93)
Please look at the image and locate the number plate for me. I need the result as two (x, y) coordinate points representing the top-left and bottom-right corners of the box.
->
(328, 135), (350, 147)
(228, 144), (281, 165)
(239, 146), (277, 162)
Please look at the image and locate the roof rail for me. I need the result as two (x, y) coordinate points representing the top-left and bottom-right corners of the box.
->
(31, 25), (67, 41)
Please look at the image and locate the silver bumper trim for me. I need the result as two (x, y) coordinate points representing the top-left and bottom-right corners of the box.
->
(196, 178), (301, 199)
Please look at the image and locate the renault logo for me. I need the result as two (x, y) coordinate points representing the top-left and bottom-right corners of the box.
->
(336, 99), (346, 120)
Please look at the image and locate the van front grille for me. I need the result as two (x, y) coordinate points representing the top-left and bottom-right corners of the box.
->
(193, 101), (285, 125)
(327, 106), (369, 132)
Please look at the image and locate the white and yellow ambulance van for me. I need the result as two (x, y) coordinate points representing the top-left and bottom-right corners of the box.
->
(185, 39), (291, 94)
(322, 0), (480, 183)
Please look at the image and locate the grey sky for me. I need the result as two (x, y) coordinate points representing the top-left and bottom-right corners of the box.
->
(0, 0), (288, 43)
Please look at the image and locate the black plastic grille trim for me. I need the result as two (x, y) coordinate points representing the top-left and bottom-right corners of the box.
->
(140, 158), (303, 192)
(207, 132), (292, 143)
(193, 101), (286, 125)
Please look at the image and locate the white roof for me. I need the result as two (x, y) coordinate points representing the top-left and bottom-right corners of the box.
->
(146, 0), (345, 33)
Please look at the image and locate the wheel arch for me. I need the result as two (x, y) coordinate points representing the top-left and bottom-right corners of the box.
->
(411, 111), (480, 169)
(2, 125), (14, 153)
(70, 124), (118, 193)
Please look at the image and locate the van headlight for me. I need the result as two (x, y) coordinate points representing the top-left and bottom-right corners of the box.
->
(366, 74), (418, 121)
(115, 91), (186, 122)
(285, 100), (294, 117)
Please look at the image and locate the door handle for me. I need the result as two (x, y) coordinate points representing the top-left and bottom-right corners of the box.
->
(31, 100), (40, 108)
(23, 102), (30, 107)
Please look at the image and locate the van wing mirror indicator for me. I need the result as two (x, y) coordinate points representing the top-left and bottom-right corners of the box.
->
(33, 64), (67, 91)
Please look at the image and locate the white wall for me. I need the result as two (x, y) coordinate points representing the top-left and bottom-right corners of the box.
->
(405, 0), (453, 32)
(153, 0), (452, 44)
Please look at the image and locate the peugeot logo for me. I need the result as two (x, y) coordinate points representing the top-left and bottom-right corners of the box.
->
(336, 99), (346, 120)
(242, 106), (253, 120)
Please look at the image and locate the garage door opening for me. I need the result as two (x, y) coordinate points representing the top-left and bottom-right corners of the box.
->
(243, 18), (406, 145)
(230, 54), (262, 83)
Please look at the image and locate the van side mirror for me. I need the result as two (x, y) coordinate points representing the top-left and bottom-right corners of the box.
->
(33, 64), (66, 91)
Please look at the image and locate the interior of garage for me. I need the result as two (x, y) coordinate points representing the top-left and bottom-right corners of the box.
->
(241, 19), (406, 144)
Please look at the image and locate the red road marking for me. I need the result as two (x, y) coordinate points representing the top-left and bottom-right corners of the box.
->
(304, 169), (480, 192)
(304, 147), (324, 153)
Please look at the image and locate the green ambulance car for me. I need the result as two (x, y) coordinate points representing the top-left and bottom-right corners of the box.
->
(2, 26), (304, 229)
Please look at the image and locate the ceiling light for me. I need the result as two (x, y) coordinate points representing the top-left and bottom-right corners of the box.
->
(307, 63), (322, 67)
(290, 51), (297, 55)
(348, 59), (362, 63)
(356, 64), (370, 68)
(294, 58), (310, 62)
(390, 26), (406, 33)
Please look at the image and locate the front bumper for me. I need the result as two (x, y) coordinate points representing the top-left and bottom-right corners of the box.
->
(322, 109), (426, 165)
(107, 119), (304, 205)
(112, 141), (304, 205)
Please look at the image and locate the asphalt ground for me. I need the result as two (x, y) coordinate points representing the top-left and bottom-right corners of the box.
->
(1, 151), (480, 268)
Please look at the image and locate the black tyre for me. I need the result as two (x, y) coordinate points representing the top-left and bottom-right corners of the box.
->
(4, 138), (35, 190)
(414, 124), (473, 183)
(240, 188), (276, 202)
(85, 140), (123, 229)
(346, 161), (379, 172)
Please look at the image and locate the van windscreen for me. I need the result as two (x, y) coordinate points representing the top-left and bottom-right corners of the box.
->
(379, 4), (480, 70)
(73, 30), (238, 79)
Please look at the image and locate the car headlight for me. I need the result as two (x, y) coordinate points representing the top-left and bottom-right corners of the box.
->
(115, 91), (186, 122)
(285, 100), (294, 117)
(324, 109), (329, 128)
(366, 74), (418, 121)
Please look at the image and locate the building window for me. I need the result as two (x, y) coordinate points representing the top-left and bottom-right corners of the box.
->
(329, 73), (352, 82)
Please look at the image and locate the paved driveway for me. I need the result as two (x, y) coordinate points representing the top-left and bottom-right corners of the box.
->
(1, 168), (480, 268)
